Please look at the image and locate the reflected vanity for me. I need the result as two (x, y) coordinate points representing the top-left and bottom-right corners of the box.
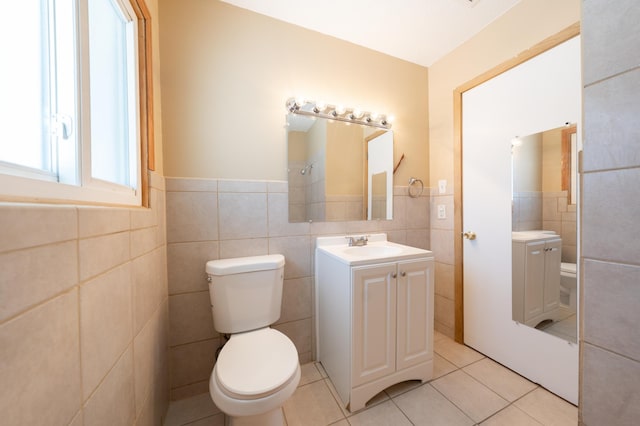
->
(511, 124), (578, 343)
(286, 101), (394, 223)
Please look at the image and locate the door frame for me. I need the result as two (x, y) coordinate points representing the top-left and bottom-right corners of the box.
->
(452, 23), (581, 343)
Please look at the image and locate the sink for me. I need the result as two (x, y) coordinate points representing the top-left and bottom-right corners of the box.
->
(315, 234), (433, 266)
(343, 245), (403, 257)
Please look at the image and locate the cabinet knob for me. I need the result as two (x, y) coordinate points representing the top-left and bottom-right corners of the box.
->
(401, 271), (406, 277)
(392, 273), (397, 279)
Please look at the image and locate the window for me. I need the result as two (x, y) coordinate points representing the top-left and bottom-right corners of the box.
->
(0, 0), (149, 206)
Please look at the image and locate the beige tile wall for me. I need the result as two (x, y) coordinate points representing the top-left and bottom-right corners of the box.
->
(430, 190), (455, 337)
(0, 172), (169, 425)
(580, 0), (640, 424)
(165, 178), (432, 400)
(542, 191), (577, 263)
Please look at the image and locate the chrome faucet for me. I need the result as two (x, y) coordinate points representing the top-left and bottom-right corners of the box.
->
(346, 235), (368, 247)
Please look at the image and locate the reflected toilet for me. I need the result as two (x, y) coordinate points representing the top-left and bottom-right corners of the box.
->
(560, 262), (577, 312)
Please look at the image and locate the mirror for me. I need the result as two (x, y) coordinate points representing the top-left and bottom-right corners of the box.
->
(287, 113), (394, 222)
(511, 124), (578, 343)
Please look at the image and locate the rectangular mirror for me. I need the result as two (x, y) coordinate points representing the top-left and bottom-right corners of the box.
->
(287, 113), (393, 222)
(511, 124), (578, 344)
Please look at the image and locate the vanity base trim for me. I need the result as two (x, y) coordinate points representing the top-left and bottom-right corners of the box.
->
(348, 360), (433, 413)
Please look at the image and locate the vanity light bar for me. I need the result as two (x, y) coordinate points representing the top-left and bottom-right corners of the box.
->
(286, 97), (392, 129)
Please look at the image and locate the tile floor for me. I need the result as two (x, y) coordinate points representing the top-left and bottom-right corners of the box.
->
(537, 314), (577, 344)
(164, 331), (577, 425)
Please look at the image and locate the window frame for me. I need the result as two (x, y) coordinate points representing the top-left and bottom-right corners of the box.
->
(0, 0), (154, 207)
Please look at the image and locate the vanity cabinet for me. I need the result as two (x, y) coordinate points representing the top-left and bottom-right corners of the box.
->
(315, 235), (434, 412)
(512, 235), (562, 327)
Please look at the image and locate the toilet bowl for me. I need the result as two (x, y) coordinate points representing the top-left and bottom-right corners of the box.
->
(206, 255), (300, 425)
(560, 262), (577, 312)
(209, 328), (300, 425)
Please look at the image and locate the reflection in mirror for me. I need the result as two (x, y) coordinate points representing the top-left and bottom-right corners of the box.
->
(511, 125), (578, 343)
(370, 172), (387, 220)
(287, 113), (393, 222)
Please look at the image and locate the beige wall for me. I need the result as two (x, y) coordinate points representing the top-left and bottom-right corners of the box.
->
(326, 121), (364, 196)
(158, 0), (428, 185)
(542, 127), (563, 192)
(427, 0), (580, 337)
(580, 0), (640, 423)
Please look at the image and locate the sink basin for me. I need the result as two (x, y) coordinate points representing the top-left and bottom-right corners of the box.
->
(343, 245), (403, 257)
(316, 234), (433, 266)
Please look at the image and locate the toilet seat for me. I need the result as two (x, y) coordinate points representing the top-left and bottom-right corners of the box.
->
(561, 262), (577, 275)
(215, 328), (299, 400)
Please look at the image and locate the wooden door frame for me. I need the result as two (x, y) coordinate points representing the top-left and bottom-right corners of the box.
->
(452, 23), (580, 343)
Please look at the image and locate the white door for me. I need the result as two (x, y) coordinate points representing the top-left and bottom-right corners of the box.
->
(462, 36), (580, 404)
(367, 131), (393, 220)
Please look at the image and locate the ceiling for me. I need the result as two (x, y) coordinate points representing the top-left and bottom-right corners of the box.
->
(221, 0), (522, 67)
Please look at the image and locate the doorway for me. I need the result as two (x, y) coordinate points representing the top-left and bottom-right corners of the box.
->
(453, 24), (581, 404)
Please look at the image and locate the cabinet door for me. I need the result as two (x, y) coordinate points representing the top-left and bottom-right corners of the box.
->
(543, 239), (562, 312)
(352, 263), (397, 387)
(396, 259), (433, 371)
(524, 241), (545, 321)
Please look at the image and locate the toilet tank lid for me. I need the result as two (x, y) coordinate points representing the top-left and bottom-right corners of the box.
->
(206, 254), (285, 276)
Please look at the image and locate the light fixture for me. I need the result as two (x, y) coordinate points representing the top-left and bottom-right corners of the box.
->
(286, 97), (392, 130)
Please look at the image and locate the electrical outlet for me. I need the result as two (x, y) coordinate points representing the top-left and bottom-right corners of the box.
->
(438, 179), (447, 194)
(437, 204), (446, 219)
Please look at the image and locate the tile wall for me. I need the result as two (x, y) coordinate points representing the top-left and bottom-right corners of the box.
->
(0, 172), (169, 425)
(513, 191), (543, 231)
(513, 190), (577, 264)
(165, 178), (432, 400)
(542, 191), (577, 263)
(431, 189), (456, 338)
(580, 0), (640, 424)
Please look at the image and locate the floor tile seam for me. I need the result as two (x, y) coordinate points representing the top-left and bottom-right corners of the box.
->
(433, 348), (470, 368)
(461, 361), (537, 402)
(477, 403), (544, 426)
(509, 385), (546, 419)
(454, 368), (511, 406)
(319, 377), (350, 422)
(181, 412), (223, 426)
(387, 396), (417, 425)
(434, 345), (486, 368)
(430, 369), (511, 423)
(423, 382), (477, 425)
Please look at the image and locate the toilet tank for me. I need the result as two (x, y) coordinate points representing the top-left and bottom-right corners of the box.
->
(206, 254), (285, 334)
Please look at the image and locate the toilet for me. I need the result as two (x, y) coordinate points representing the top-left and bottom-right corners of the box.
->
(205, 254), (300, 426)
(560, 262), (577, 312)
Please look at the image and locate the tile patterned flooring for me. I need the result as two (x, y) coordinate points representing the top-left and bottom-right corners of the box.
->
(164, 331), (577, 425)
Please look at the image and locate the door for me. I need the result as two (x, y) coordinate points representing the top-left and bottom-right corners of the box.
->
(396, 259), (433, 370)
(352, 263), (396, 387)
(462, 35), (580, 404)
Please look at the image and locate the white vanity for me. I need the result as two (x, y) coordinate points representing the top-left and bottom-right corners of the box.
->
(315, 234), (434, 412)
(512, 231), (562, 327)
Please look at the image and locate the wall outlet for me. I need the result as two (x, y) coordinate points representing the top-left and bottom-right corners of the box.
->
(437, 204), (446, 219)
(438, 179), (447, 194)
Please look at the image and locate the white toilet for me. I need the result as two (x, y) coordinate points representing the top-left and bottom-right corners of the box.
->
(205, 254), (300, 426)
(560, 262), (577, 312)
